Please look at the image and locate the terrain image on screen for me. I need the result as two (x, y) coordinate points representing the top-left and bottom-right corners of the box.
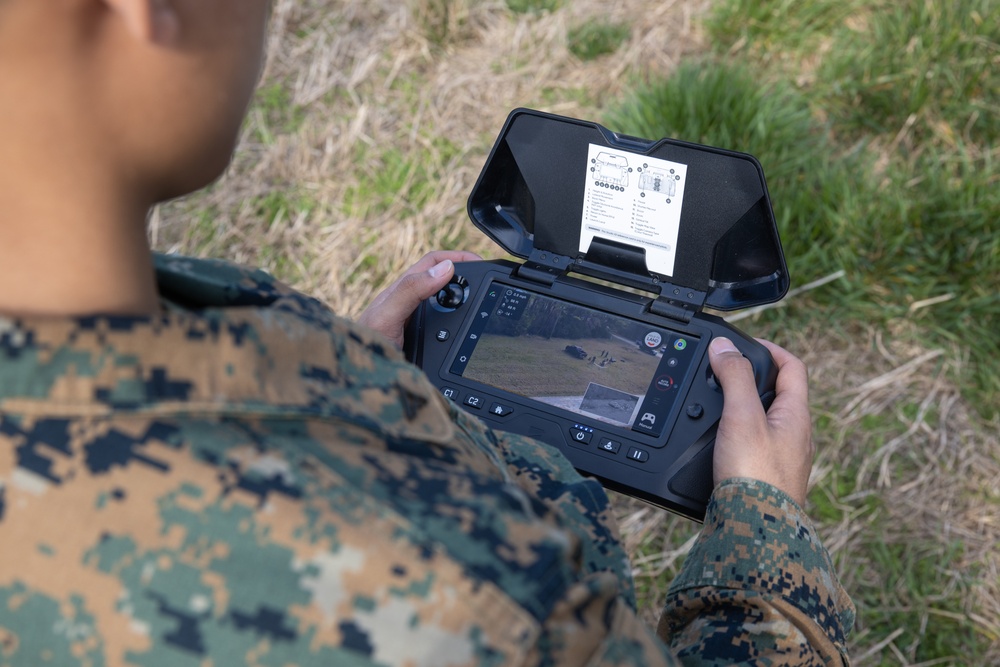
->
(461, 288), (673, 429)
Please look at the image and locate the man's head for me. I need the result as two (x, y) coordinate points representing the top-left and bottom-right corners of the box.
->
(0, 0), (271, 202)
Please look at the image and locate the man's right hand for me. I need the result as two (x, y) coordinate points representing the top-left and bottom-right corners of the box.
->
(708, 337), (815, 506)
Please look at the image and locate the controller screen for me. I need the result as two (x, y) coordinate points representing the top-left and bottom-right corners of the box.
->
(449, 282), (699, 437)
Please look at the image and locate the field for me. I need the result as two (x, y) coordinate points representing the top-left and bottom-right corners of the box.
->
(154, 0), (999, 663)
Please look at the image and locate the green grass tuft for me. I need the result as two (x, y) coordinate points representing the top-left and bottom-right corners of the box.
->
(706, 0), (865, 53)
(603, 62), (861, 292)
(568, 20), (631, 61)
(506, 0), (562, 14)
(608, 6), (999, 418)
(860, 539), (986, 663)
(251, 83), (306, 141)
(251, 190), (316, 230)
(816, 0), (1000, 150)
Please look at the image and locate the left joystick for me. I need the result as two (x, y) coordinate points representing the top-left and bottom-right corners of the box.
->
(435, 276), (468, 310)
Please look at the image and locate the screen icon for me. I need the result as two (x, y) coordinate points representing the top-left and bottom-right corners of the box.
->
(655, 375), (674, 391)
(674, 339), (687, 351)
(644, 332), (662, 348)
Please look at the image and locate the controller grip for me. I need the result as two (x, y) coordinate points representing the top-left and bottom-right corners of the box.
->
(705, 323), (778, 401)
(403, 307), (424, 365)
(667, 330), (778, 514)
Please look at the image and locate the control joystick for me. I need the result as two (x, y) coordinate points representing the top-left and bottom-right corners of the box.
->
(705, 366), (721, 392)
(705, 348), (776, 410)
(434, 275), (469, 311)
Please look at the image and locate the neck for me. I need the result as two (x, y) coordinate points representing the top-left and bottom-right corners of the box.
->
(0, 6), (160, 318)
(0, 149), (160, 318)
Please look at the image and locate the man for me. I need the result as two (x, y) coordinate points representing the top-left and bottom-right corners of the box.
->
(0, 0), (853, 663)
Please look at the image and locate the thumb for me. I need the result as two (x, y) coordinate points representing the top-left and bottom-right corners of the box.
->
(394, 259), (455, 312)
(364, 259), (454, 328)
(709, 337), (764, 424)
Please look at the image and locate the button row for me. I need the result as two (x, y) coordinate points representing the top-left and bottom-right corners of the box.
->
(571, 426), (649, 465)
(441, 387), (513, 418)
(443, 386), (650, 464)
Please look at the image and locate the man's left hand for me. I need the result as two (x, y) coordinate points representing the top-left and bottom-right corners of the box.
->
(358, 250), (482, 348)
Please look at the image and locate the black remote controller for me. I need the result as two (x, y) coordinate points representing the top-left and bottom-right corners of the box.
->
(405, 260), (777, 522)
(404, 108), (787, 521)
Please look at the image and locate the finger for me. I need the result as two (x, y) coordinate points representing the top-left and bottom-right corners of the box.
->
(402, 251), (482, 277)
(755, 338), (809, 422)
(760, 340), (812, 433)
(378, 259), (456, 326)
(756, 339), (808, 398)
(708, 337), (764, 417)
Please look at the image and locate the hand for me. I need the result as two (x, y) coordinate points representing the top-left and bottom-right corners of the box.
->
(709, 337), (814, 506)
(358, 250), (482, 348)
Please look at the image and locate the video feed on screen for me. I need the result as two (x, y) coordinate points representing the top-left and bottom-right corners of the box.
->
(453, 284), (698, 432)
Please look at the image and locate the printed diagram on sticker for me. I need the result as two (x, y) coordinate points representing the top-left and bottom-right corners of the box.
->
(638, 168), (676, 196)
(594, 152), (630, 189)
(580, 143), (688, 277)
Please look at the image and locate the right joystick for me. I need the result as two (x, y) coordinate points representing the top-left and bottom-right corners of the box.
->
(706, 366), (721, 392)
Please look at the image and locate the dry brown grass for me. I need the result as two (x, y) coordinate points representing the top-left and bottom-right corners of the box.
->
(615, 319), (1000, 664)
(152, 0), (999, 663)
(807, 324), (1000, 665)
(153, 0), (709, 315)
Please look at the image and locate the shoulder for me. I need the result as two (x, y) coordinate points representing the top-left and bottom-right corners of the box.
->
(153, 253), (339, 327)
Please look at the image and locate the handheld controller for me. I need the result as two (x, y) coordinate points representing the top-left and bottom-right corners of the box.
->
(405, 261), (777, 521)
(404, 109), (788, 521)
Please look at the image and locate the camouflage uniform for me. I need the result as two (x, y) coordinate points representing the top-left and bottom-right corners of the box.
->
(0, 255), (854, 666)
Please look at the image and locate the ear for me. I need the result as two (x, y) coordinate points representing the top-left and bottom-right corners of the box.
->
(103, 0), (180, 45)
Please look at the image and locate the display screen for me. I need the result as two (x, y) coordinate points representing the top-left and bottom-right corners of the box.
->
(449, 282), (699, 437)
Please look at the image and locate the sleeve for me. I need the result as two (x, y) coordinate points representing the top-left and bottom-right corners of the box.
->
(657, 479), (855, 667)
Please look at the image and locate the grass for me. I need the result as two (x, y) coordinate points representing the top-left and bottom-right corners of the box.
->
(604, 63), (861, 287)
(568, 20), (631, 61)
(252, 82), (307, 141)
(706, 0), (865, 54)
(860, 539), (984, 662)
(606, 1), (999, 660)
(815, 0), (999, 149)
(506, 0), (563, 14)
(603, 59), (998, 419)
(152, 0), (1000, 663)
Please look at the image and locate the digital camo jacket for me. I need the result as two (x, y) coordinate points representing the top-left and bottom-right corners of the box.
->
(0, 255), (854, 666)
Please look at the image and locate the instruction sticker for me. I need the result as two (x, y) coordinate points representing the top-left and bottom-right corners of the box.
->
(580, 143), (688, 277)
